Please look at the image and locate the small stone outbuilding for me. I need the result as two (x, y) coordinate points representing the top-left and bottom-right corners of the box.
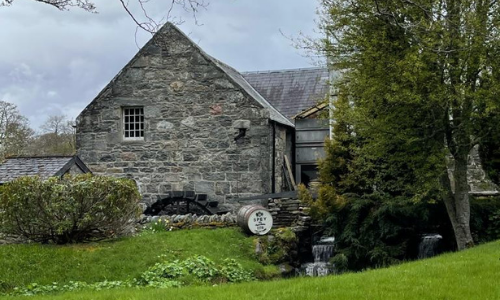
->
(0, 155), (91, 184)
(76, 23), (295, 207)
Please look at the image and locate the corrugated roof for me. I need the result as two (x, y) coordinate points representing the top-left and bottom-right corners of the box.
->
(242, 68), (330, 119)
(0, 156), (83, 183)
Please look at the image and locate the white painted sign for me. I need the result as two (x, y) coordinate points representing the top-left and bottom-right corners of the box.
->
(247, 209), (273, 235)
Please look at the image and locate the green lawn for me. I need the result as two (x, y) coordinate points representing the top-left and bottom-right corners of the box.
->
(0, 228), (264, 294)
(1, 230), (499, 300)
(2, 239), (499, 300)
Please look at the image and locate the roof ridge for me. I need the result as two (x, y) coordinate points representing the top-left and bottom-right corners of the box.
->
(241, 67), (327, 75)
(5, 155), (75, 159)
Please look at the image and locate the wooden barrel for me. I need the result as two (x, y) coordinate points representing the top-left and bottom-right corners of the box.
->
(237, 204), (273, 235)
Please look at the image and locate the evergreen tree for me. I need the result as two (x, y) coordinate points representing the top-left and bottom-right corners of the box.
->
(319, 0), (500, 250)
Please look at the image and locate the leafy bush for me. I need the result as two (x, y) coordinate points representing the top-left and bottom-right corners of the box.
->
(182, 255), (219, 281)
(254, 228), (298, 266)
(4, 255), (254, 296)
(219, 258), (255, 283)
(136, 255), (253, 288)
(0, 174), (141, 244)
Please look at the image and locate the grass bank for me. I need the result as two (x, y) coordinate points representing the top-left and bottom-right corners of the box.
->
(4, 239), (499, 300)
(0, 228), (266, 293)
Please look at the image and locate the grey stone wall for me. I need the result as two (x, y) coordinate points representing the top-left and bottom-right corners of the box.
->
(467, 145), (499, 195)
(267, 197), (310, 228)
(76, 24), (290, 205)
(137, 197), (310, 231)
(448, 145), (499, 196)
(138, 213), (237, 229)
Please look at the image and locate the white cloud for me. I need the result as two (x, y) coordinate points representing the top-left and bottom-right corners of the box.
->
(47, 91), (58, 98)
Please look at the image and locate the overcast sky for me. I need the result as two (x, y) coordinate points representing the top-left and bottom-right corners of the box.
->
(0, 0), (324, 130)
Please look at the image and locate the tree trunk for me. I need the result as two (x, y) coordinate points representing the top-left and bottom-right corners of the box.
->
(441, 153), (474, 250)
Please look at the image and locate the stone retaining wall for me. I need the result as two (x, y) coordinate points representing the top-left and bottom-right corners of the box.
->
(1, 198), (309, 244)
(267, 197), (311, 228)
(138, 197), (311, 230)
(138, 212), (237, 229)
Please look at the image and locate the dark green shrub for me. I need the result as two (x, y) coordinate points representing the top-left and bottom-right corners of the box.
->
(254, 228), (298, 266)
(312, 192), (455, 271)
(0, 174), (140, 244)
(470, 196), (500, 243)
(330, 253), (348, 273)
(304, 188), (500, 272)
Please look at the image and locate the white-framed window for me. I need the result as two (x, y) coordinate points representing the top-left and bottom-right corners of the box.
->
(123, 107), (144, 140)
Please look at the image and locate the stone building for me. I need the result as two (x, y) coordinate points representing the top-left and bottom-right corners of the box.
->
(76, 23), (295, 206)
(76, 21), (499, 209)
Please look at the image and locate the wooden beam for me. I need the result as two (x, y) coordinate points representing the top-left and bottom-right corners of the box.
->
(234, 191), (298, 201)
(284, 155), (297, 190)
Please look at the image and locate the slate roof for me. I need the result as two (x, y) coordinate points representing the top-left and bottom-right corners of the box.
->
(0, 156), (90, 183)
(242, 68), (331, 119)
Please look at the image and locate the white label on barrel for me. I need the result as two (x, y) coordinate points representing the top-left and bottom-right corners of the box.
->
(247, 209), (273, 235)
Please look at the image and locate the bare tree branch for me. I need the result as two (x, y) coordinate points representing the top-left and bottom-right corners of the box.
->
(118, 0), (158, 34)
(1, 0), (96, 12)
(1, 0), (209, 33)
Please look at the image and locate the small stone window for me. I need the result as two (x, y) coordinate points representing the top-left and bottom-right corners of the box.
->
(123, 107), (144, 140)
